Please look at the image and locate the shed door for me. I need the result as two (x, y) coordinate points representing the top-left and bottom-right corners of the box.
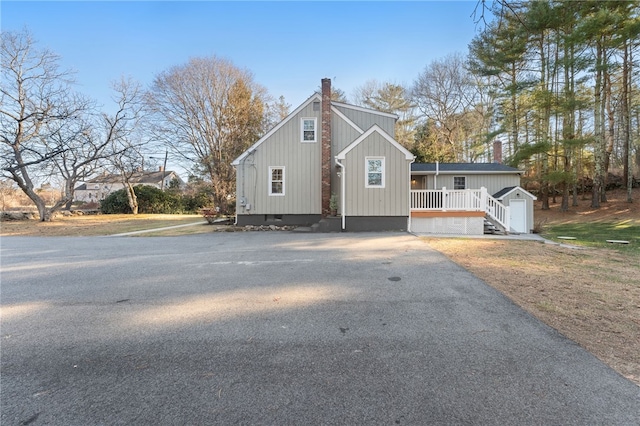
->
(510, 199), (526, 233)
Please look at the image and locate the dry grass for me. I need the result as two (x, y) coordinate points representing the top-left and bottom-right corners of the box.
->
(0, 214), (205, 237)
(424, 238), (640, 386)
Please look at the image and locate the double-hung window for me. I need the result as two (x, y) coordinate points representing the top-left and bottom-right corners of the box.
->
(453, 176), (466, 190)
(366, 157), (385, 188)
(269, 167), (285, 196)
(301, 118), (317, 142)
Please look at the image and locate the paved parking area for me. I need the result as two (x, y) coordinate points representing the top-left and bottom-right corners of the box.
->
(1, 232), (639, 425)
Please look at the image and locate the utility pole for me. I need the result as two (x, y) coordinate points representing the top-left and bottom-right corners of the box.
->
(161, 149), (168, 191)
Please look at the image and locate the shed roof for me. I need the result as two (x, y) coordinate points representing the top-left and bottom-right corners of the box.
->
(493, 186), (537, 201)
(411, 163), (522, 174)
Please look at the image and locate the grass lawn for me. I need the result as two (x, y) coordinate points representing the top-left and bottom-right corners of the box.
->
(0, 214), (206, 237)
(542, 220), (640, 255)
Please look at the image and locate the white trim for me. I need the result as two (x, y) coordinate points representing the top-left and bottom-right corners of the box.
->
(453, 176), (466, 190)
(268, 166), (285, 196)
(300, 117), (317, 143)
(336, 124), (415, 160)
(232, 93), (322, 165)
(332, 101), (399, 120)
(331, 106), (364, 134)
(365, 156), (385, 188)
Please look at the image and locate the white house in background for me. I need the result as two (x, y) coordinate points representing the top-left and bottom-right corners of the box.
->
(74, 168), (184, 204)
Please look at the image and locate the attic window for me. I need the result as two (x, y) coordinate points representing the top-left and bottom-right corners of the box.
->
(454, 176), (466, 190)
(301, 118), (317, 143)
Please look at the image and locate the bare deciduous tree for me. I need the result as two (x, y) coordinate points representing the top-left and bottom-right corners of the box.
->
(1, 29), (87, 220)
(1, 30), (144, 220)
(46, 78), (143, 211)
(146, 56), (268, 213)
(413, 53), (476, 161)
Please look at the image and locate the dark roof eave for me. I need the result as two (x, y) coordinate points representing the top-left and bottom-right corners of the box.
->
(411, 170), (523, 175)
(411, 163), (523, 174)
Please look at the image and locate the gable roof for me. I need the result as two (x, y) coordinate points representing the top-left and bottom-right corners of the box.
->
(232, 93), (322, 166)
(231, 92), (399, 166)
(82, 170), (181, 185)
(493, 186), (537, 200)
(332, 101), (399, 120)
(336, 124), (414, 160)
(332, 105), (364, 135)
(411, 163), (522, 174)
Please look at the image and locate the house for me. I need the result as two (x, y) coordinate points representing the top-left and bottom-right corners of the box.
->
(74, 168), (184, 204)
(232, 78), (414, 232)
(232, 79), (536, 234)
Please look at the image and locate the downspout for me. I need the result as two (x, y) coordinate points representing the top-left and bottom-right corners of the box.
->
(408, 157), (415, 232)
(434, 160), (439, 189)
(335, 158), (346, 231)
(235, 148), (256, 226)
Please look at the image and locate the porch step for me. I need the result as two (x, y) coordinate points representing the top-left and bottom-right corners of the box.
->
(484, 218), (505, 235)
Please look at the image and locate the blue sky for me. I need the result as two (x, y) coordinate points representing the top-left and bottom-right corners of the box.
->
(2, 1), (488, 112)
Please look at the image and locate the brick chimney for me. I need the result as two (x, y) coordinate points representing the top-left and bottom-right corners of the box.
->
(321, 78), (332, 217)
(493, 140), (503, 164)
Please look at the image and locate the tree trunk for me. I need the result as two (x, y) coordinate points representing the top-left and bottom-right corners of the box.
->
(602, 69), (615, 203)
(124, 182), (138, 215)
(592, 42), (604, 208)
(623, 42), (633, 203)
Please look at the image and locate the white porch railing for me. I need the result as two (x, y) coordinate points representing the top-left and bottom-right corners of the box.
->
(411, 187), (510, 232)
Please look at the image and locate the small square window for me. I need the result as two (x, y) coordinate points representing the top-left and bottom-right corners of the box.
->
(301, 118), (317, 143)
(453, 177), (466, 190)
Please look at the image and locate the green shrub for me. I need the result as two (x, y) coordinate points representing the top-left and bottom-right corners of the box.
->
(100, 188), (132, 214)
(100, 185), (209, 214)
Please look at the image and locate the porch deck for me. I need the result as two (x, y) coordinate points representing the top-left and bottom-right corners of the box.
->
(410, 188), (510, 233)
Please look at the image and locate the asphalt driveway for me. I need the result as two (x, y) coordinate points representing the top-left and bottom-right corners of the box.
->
(1, 232), (638, 425)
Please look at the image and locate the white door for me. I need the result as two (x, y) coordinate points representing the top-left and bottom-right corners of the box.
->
(510, 199), (526, 233)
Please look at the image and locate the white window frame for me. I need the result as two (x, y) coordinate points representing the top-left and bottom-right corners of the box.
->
(365, 157), (385, 188)
(453, 176), (466, 190)
(300, 118), (317, 143)
(269, 166), (285, 196)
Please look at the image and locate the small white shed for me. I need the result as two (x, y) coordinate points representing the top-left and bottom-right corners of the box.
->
(493, 186), (537, 234)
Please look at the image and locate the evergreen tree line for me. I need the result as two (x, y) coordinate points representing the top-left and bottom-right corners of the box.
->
(467, 0), (640, 209)
(354, 2), (639, 211)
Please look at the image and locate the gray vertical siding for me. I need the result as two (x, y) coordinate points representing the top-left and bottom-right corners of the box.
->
(412, 174), (520, 195)
(334, 104), (396, 137)
(344, 132), (410, 216)
(331, 110), (363, 199)
(236, 102), (322, 215)
(236, 100), (405, 219)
